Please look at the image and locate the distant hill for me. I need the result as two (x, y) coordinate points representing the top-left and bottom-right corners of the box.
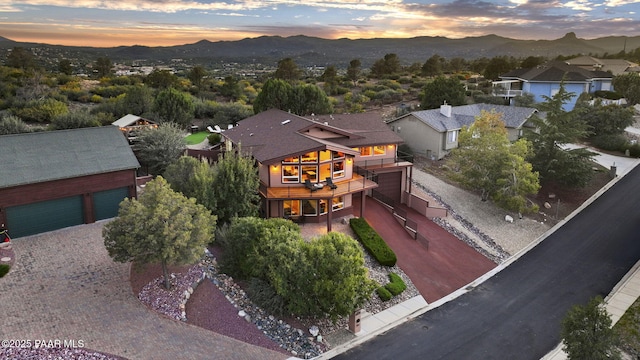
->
(1, 32), (639, 67)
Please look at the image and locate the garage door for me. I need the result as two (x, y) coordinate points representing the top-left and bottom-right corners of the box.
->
(6, 196), (84, 238)
(94, 187), (129, 220)
(374, 172), (402, 204)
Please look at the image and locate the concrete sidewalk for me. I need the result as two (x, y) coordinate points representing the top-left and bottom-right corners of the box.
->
(542, 260), (640, 360)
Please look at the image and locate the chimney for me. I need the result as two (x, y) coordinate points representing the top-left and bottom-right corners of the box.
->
(440, 102), (452, 118)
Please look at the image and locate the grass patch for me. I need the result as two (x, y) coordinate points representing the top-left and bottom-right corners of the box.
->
(185, 131), (209, 145)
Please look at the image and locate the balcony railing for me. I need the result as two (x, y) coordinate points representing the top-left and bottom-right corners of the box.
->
(260, 173), (378, 199)
(492, 89), (523, 97)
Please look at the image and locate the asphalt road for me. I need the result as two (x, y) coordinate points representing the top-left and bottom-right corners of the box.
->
(336, 165), (640, 360)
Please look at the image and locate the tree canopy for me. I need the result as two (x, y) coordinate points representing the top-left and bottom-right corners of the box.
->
(561, 296), (621, 360)
(103, 176), (216, 289)
(253, 79), (332, 115)
(153, 87), (195, 127)
(420, 76), (466, 109)
(612, 72), (640, 105)
(163, 155), (215, 210)
(274, 58), (302, 82)
(370, 53), (402, 78)
(210, 147), (260, 225)
(133, 122), (186, 175)
(449, 110), (540, 213)
(525, 83), (596, 187)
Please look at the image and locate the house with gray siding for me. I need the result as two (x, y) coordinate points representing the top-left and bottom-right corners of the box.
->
(387, 103), (538, 160)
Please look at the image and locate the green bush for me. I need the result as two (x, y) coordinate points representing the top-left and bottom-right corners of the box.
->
(591, 134), (629, 152)
(377, 286), (392, 301)
(385, 273), (407, 296)
(207, 133), (221, 145)
(246, 277), (288, 316)
(0, 264), (10, 278)
(349, 217), (397, 266)
(628, 143), (640, 158)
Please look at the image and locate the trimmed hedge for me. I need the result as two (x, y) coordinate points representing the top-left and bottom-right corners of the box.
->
(350, 217), (397, 267)
(377, 286), (392, 301)
(0, 264), (10, 278)
(385, 273), (407, 296)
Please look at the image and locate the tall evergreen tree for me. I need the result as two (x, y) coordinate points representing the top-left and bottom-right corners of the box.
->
(525, 82), (596, 187)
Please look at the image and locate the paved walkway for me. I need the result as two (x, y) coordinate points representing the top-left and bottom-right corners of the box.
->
(0, 222), (286, 360)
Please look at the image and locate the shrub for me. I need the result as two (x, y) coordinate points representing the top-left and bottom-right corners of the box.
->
(349, 217), (397, 266)
(385, 273), (407, 296)
(207, 133), (221, 145)
(246, 277), (288, 316)
(0, 264), (9, 278)
(628, 143), (640, 158)
(377, 286), (392, 301)
(591, 134), (629, 152)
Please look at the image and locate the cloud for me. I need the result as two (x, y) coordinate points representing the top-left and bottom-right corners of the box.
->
(604, 0), (640, 5)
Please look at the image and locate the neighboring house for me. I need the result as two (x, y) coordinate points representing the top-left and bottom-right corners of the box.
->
(564, 56), (640, 75)
(112, 114), (158, 143)
(387, 103), (538, 160)
(0, 127), (140, 238)
(492, 61), (614, 111)
(222, 109), (413, 231)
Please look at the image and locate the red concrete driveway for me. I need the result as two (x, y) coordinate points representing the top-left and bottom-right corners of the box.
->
(356, 196), (496, 302)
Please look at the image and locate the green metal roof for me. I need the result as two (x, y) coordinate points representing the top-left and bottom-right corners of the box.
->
(0, 126), (140, 189)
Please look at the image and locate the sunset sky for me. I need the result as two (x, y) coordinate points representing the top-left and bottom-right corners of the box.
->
(0, 0), (639, 47)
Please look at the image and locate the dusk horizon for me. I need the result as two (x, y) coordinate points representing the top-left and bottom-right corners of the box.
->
(1, 0), (639, 48)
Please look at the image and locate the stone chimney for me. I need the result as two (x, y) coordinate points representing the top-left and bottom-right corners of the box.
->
(440, 102), (452, 118)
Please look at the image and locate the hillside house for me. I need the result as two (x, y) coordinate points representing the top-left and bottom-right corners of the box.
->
(221, 109), (413, 231)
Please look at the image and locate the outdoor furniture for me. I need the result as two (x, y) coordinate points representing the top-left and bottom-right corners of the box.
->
(326, 177), (338, 189)
(305, 179), (318, 192)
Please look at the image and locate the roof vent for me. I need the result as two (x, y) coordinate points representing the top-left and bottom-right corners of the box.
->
(249, 133), (254, 136)
(324, 122), (328, 125)
(281, 119), (291, 125)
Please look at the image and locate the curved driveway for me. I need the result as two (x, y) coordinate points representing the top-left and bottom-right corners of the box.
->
(0, 222), (286, 360)
(337, 164), (640, 360)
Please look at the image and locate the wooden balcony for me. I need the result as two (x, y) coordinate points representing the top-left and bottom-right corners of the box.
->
(260, 174), (378, 200)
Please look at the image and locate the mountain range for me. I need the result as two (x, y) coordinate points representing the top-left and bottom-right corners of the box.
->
(1, 32), (639, 67)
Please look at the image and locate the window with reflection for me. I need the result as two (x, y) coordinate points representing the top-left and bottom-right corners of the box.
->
(319, 163), (332, 182)
(283, 156), (299, 163)
(302, 200), (318, 216)
(319, 150), (332, 162)
(301, 151), (318, 163)
(333, 161), (345, 178)
(332, 196), (344, 210)
(374, 145), (386, 155)
(319, 199), (328, 215)
(284, 200), (300, 216)
(360, 147), (372, 156)
(282, 165), (299, 183)
(301, 165), (318, 182)
(332, 151), (345, 159)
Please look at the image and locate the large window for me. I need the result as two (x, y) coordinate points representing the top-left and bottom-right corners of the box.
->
(301, 165), (318, 182)
(333, 161), (345, 178)
(282, 165), (299, 183)
(281, 150), (349, 183)
(302, 200), (318, 216)
(301, 151), (318, 163)
(284, 200), (300, 216)
(374, 145), (386, 155)
(360, 146), (373, 156)
(332, 196), (344, 211)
